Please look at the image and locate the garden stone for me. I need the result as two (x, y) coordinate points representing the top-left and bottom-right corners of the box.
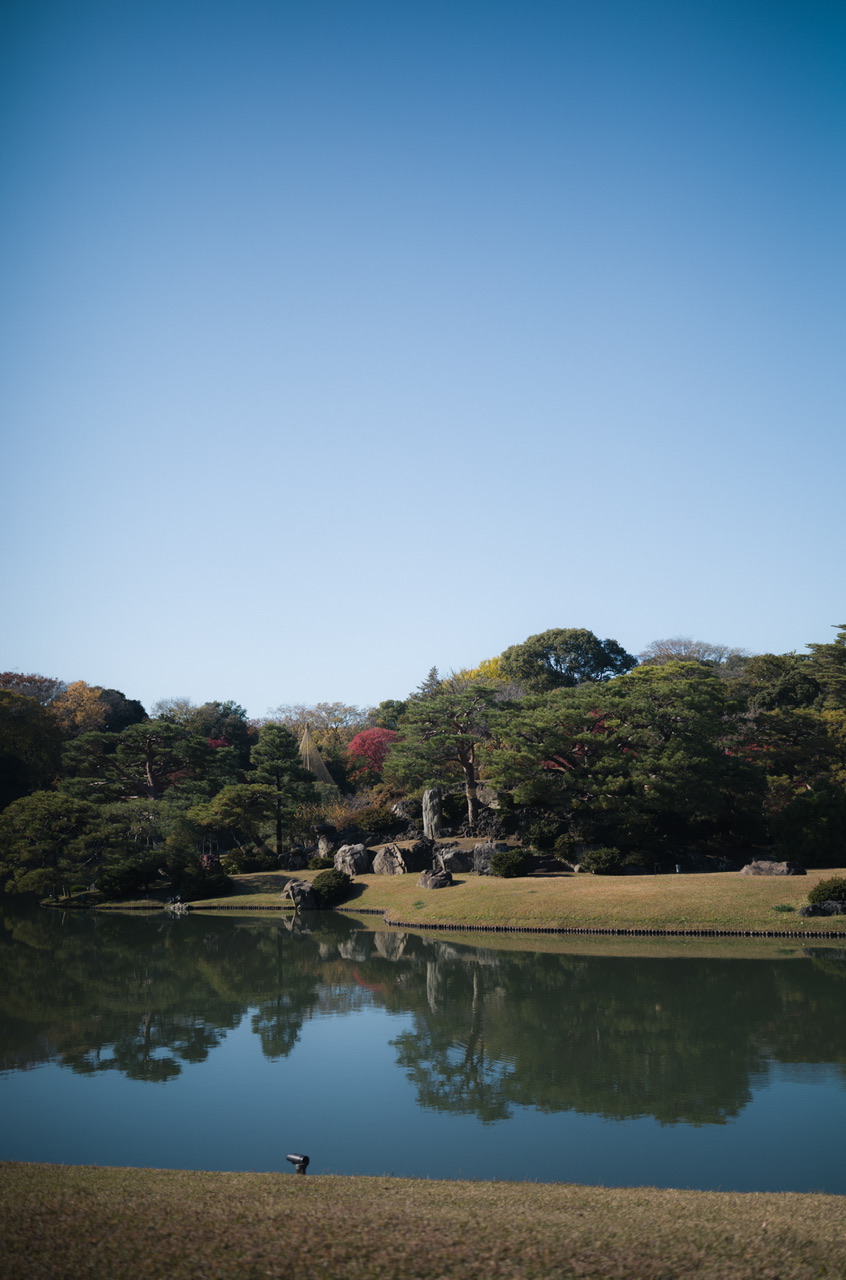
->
(406, 839), (436, 870)
(372, 841), (434, 875)
(472, 841), (509, 875)
(436, 846), (473, 874)
(799, 901), (846, 917)
(317, 833), (336, 859)
(372, 844), (405, 875)
(418, 869), (453, 890)
(282, 879), (318, 910)
(422, 788), (443, 839)
(740, 860), (806, 876)
(334, 844), (373, 876)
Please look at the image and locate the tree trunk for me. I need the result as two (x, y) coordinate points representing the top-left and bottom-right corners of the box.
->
(144, 736), (158, 799)
(462, 759), (479, 832)
(274, 790), (283, 855)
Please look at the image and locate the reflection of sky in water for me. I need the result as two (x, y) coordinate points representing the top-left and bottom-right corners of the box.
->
(2, 1006), (845, 1193)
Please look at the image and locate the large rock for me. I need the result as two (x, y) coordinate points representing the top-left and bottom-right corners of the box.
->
(334, 844), (373, 876)
(422, 788), (443, 839)
(317, 833), (336, 860)
(282, 879), (319, 910)
(435, 846), (473, 874)
(472, 841), (510, 875)
(799, 901), (846, 917)
(372, 845), (405, 875)
(372, 841), (434, 875)
(740, 860), (806, 876)
(418, 869), (453, 890)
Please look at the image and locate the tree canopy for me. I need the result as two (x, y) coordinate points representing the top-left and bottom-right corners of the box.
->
(1, 618), (844, 900)
(500, 628), (637, 692)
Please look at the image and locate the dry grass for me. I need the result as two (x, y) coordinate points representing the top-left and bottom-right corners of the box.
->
(1, 1162), (843, 1280)
(187, 866), (846, 934)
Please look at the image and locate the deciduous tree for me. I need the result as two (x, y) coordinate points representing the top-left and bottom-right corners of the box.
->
(500, 628), (636, 693)
(346, 727), (399, 785)
(0, 672), (66, 704)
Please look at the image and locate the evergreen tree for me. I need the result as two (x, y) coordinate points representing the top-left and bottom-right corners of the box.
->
(806, 624), (846, 708)
(387, 685), (503, 831)
(249, 724), (317, 853)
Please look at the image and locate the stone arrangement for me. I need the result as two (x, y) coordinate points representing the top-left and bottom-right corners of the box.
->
(739, 860), (806, 876)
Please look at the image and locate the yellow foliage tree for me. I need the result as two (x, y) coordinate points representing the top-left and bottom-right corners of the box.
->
(464, 656), (508, 685)
(52, 681), (109, 737)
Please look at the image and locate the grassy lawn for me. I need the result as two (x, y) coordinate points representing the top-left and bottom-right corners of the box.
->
(1, 1162), (843, 1280)
(185, 865), (846, 934)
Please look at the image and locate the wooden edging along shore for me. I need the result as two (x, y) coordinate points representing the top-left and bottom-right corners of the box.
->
(380, 913), (846, 938)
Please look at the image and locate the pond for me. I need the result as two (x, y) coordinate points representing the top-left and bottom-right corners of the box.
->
(1, 901), (844, 1192)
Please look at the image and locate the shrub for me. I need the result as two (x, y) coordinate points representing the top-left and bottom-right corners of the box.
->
(308, 854), (334, 870)
(490, 848), (533, 878)
(524, 816), (565, 850)
(352, 805), (397, 835)
(807, 877), (846, 906)
(553, 834), (580, 862)
(578, 847), (627, 875)
(311, 868), (353, 907)
(223, 846), (280, 874)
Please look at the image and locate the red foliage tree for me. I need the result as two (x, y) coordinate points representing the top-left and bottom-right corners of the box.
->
(346, 728), (399, 778)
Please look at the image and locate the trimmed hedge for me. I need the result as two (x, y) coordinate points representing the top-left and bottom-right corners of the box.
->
(311, 869), (353, 907)
(808, 877), (846, 905)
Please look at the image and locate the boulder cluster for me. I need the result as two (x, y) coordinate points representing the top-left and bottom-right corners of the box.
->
(338, 838), (514, 886)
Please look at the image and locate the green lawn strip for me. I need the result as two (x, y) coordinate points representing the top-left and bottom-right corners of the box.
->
(1, 1163), (842, 1280)
(185, 867), (846, 933)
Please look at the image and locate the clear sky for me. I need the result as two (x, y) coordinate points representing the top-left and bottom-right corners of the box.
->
(2, 0), (844, 716)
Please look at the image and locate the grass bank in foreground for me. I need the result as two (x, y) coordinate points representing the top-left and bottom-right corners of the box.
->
(186, 866), (846, 934)
(1, 1162), (843, 1280)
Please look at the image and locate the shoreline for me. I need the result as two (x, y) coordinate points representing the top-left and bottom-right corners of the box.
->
(87, 899), (846, 938)
(82, 865), (846, 938)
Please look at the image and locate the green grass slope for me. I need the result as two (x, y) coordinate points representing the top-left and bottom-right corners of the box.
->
(185, 866), (846, 934)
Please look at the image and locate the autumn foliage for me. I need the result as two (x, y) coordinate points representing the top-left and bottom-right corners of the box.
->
(347, 728), (399, 779)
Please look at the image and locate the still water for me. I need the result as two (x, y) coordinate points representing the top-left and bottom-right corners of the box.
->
(1, 902), (844, 1192)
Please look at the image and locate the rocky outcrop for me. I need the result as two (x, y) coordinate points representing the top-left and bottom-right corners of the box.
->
(739, 860), (806, 876)
(333, 844), (373, 876)
(282, 879), (319, 910)
(418, 869), (453, 890)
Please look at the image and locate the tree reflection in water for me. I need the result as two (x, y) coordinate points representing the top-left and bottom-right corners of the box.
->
(1, 902), (844, 1126)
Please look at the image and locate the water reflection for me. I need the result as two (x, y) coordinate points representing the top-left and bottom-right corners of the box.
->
(1, 903), (844, 1128)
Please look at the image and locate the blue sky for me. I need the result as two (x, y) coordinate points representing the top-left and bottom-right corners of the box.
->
(2, 0), (844, 716)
